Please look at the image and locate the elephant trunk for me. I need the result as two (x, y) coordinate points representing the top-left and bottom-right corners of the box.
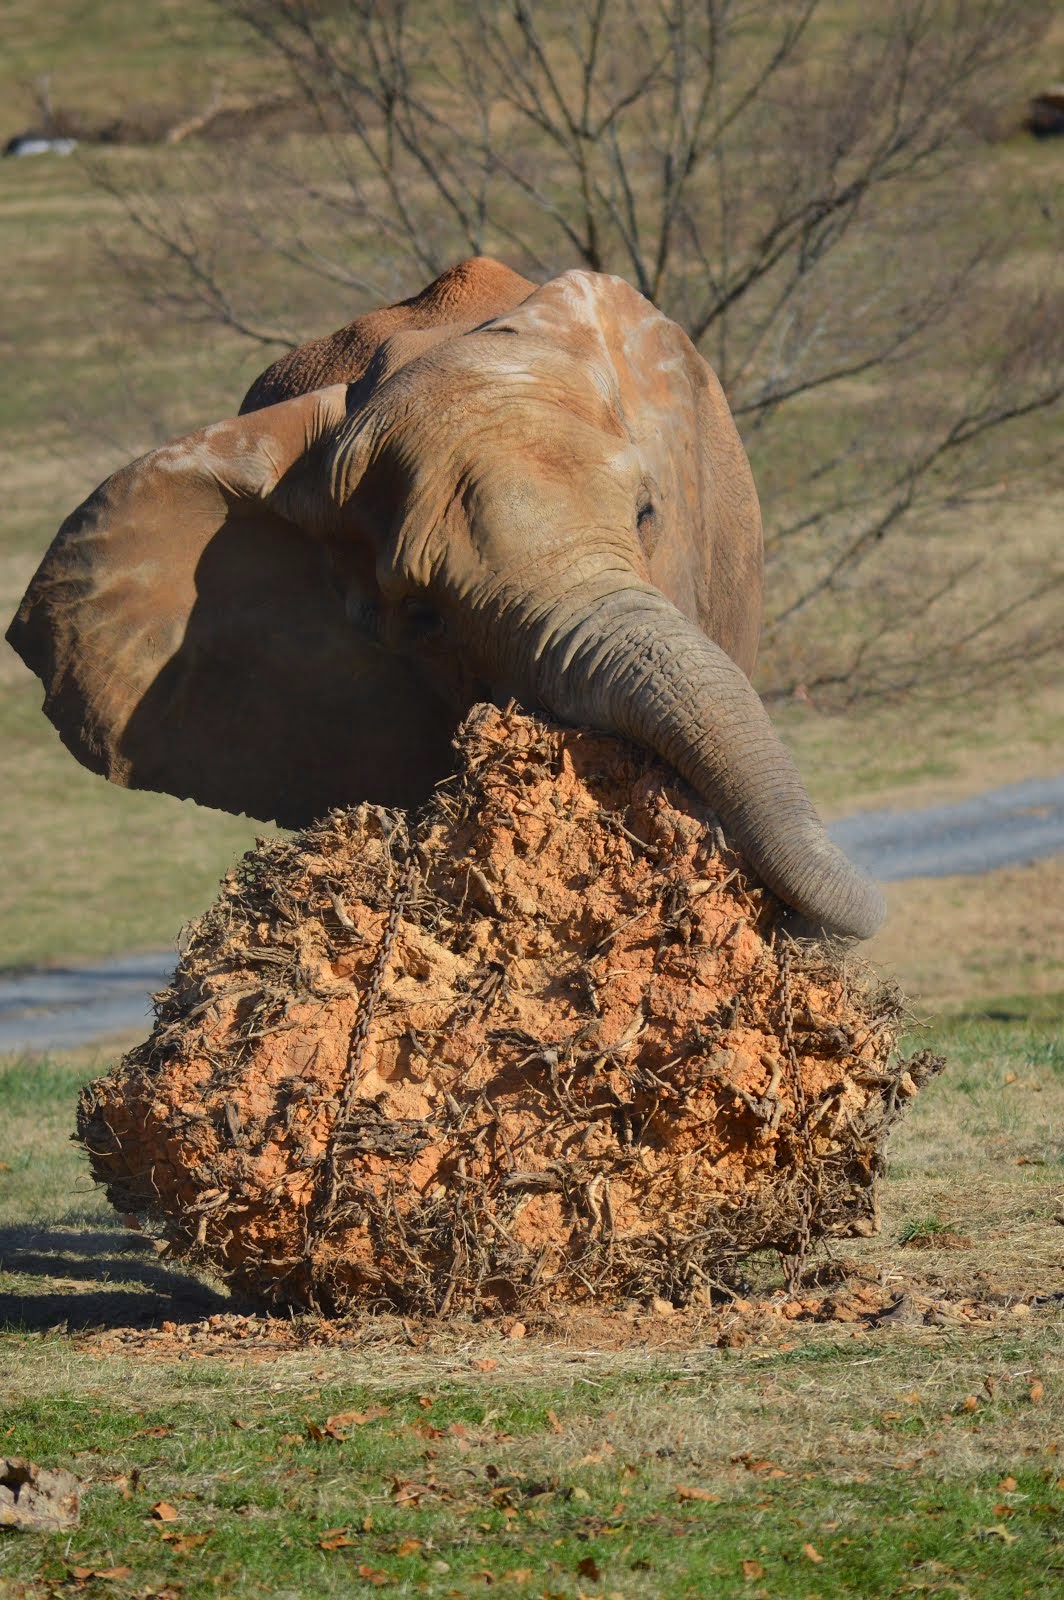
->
(494, 583), (885, 942)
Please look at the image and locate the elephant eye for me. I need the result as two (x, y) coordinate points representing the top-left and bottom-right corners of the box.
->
(400, 596), (446, 641)
(636, 499), (657, 544)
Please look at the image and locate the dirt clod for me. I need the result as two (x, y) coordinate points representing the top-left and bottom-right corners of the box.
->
(0, 1459), (80, 1532)
(77, 706), (941, 1315)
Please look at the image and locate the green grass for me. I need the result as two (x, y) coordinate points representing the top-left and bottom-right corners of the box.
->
(2, 1), (265, 124)
(1, 1362), (1062, 1598)
(2, 1003), (1062, 1596)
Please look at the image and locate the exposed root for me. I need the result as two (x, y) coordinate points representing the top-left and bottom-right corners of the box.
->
(77, 706), (942, 1315)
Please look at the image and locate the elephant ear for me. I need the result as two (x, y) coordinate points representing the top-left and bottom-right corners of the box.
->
(497, 271), (764, 676)
(6, 387), (455, 826)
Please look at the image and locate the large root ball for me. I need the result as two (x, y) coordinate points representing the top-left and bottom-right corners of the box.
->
(77, 706), (941, 1314)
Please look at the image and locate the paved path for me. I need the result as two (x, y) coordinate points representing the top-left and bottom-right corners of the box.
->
(2, 772), (1062, 1056)
(828, 772), (1064, 882)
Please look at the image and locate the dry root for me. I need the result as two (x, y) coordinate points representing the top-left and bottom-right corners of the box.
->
(78, 705), (942, 1314)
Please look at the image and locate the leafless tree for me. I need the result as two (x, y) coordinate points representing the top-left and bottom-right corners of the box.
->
(92, 0), (1063, 703)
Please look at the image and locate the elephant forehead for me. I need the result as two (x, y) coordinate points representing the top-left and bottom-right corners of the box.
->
(495, 271), (693, 417)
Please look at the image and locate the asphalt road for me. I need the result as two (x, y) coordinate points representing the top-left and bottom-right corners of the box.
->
(2, 771), (1062, 1056)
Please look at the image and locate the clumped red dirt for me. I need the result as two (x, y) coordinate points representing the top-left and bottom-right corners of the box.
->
(77, 706), (941, 1316)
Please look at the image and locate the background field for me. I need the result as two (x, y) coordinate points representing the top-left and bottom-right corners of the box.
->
(0, 8), (1061, 1595)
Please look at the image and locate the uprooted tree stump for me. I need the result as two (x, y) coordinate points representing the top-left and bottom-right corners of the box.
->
(77, 705), (942, 1315)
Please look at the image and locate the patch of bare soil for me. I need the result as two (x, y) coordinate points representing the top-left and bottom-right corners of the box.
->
(77, 707), (940, 1317)
(74, 1271), (1059, 1365)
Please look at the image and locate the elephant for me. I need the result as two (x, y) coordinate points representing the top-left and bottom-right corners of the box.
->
(6, 256), (885, 941)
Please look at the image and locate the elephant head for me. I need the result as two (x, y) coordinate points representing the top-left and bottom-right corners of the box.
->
(6, 258), (885, 941)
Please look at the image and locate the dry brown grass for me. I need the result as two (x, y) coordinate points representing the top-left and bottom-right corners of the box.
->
(867, 855), (1064, 1011)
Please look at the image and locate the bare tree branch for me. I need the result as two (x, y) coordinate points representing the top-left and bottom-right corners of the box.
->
(86, 0), (1061, 705)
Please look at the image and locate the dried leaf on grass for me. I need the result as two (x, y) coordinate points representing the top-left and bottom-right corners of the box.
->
(356, 1564), (392, 1586)
(307, 1405), (391, 1441)
(160, 1530), (210, 1552)
(66, 1568), (132, 1584)
(317, 1527), (356, 1550)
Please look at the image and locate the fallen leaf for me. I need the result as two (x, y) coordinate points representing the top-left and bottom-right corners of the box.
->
(418, 1395), (435, 1409)
(1029, 1380), (1045, 1405)
(136, 1425), (174, 1439)
(151, 1501), (181, 1522)
(318, 1528), (356, 1550)
(0, 1458), (80, 1533)
(356, 1563), (392, 1585)
(501, 1569), (533, 1583)
(803, 1543), (824, 1563)
(471, 1358), (498, 1372)
(570, 1485), (591, 1502)
(90, 1568), (132, 1581)
(161, 1530), (210, 1552)
(741, 1559), (765, 1580)
(732, 1453), (788, 1478)
(998, 1476), (1018, 1492)
(323, 1406), (390, 1436)
(676, 1485), (721, 1503)
(390, 1477), (433, 1506)
(546, 1410), (563, 1435)
(901, 1392), (922, 1404)
(577, 1556), (601, 1580)
(961, 1396), (979, 1413)
(395, 1537), (422, 1556)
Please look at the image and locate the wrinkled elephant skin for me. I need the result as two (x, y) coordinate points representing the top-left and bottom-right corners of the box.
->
(7, 258), (884, 939)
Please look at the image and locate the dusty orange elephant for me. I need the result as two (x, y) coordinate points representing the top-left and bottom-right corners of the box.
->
(7, 258), (884, 939)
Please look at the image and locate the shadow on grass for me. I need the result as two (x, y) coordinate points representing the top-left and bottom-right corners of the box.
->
(0, 1222), (234, 1332)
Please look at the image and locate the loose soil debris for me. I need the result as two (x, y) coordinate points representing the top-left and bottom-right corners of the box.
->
(0, 1458), (80, 1533)
(77, 707), (941, 1316)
